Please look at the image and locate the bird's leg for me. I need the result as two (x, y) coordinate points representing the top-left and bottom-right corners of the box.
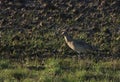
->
(79, 52), (85, 59)
(78, 54), (80, 60)
(76, 53), (80, 62)
(77, 53), (83, 60)
(72, 55), (76, 62)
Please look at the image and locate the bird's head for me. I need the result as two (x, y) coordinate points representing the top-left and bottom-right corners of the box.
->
(61, 29), (68, 36)
(61, 31), (67, 36)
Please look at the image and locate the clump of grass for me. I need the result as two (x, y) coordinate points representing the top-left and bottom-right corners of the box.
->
(0, 60), (10, 69)
(0, 58), (120, 81)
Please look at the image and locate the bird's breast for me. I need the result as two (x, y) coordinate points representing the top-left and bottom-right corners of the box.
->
(66, 41), (75, 50)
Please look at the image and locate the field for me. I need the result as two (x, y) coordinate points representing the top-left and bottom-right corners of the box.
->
(0, 0), (120, 82)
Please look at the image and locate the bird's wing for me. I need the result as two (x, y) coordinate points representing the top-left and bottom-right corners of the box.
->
(74, 39), (96, 51)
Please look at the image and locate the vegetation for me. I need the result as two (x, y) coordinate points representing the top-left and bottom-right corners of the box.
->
(0, 0), (120, 82)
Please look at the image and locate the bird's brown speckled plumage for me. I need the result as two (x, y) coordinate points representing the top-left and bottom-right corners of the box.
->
(62, 31), (96, 54)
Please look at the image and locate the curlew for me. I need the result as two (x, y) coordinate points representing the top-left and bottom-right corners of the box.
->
(62, 31), (97, 55)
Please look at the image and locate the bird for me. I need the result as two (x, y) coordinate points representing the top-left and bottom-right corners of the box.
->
(61, 31), (97, 55)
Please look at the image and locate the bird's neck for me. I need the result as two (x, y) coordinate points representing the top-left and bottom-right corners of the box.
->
(64, 35), (72, 42)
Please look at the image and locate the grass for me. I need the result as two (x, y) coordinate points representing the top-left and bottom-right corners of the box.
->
(0, 58), (120, 82)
